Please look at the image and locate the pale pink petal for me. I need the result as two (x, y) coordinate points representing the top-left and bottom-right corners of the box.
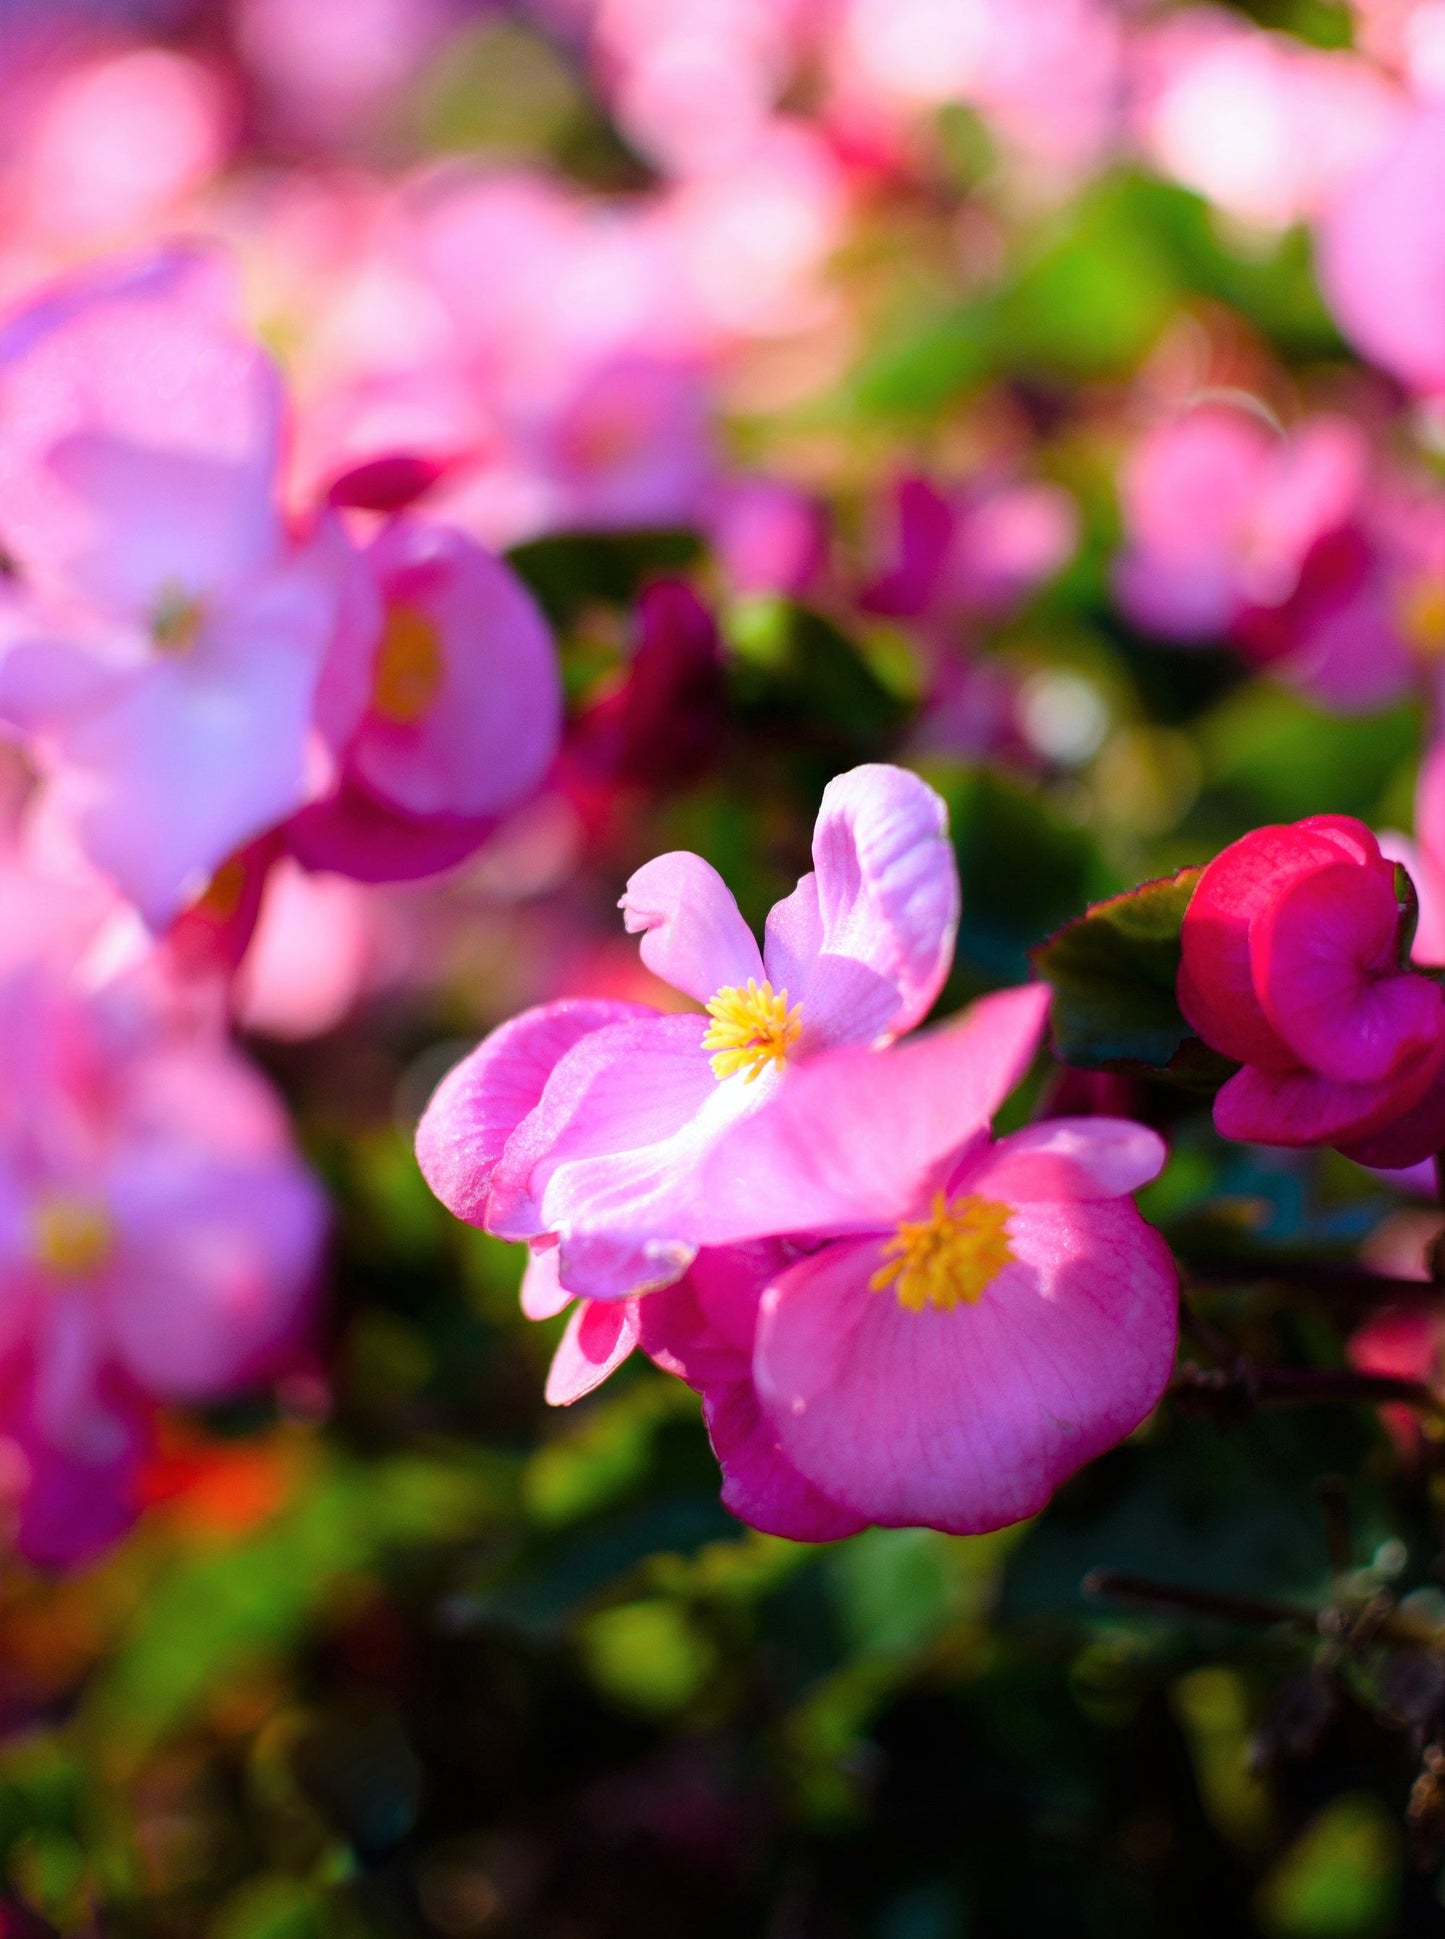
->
(544, 1298), (638, 1406)
(799, 764), (960, 1041)
(703, 1378), (869, 1542)
(691, 986), (1050, 1247)
(620, 852), (764, 1003)
(963, 1118), (1167, 1203)
(520, 1244), (572, 1321)
(755, 1205), (1179, 1535)
(416, 999), (647, 1230)
(487, 1013), (720, 1249)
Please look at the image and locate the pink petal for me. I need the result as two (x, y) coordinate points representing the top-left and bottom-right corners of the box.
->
(754, 1206), (1179, 1535)
(964, 1118), (1167, 1203)
(620, 852), (764, 1003)
(415, 999), (646, 1229)
(347, 521), (561, 822)
(1253, 859), (1443, 1084)
(703, 1379), (869, 1541)
(1335, 1072), (1445, 1168)
(544, 1298), (638, 1406)
(286, 773), (502, 884)
(635, 1240), (793, 1388)
(1213, 1049), (1445, 1150)
(799, 764), (960, 1042)
(519, 1244), (572, 1321)
(1178, 822), (1358, 1069)
(691, 986), (1050, 1247)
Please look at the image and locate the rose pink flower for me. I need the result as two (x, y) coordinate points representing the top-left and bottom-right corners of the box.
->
(632, 985), (1175, 1536)
(286, 514), (561, 882)
(1178, 815), (1445, 1163)
(0, 249), (352, 927)
(862, 472), (1078, 632)
(0, 962), (326, 1567)
(416, 763), (959, 1300)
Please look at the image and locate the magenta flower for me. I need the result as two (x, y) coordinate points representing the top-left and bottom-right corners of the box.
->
(637, 985), (1175, 1537)
(0, 250), (350, 927)
(1179, 816), (1445, 1164)
(416, 763), (959, 1300)
(286, 515), (562, 882)
(0, 965), (326, 1567)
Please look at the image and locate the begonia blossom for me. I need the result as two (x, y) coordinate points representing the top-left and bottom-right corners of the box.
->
(416, 763), (959, 1301)
(287, 514), (561, 882)
(624, 986), (1176, 1536)
(0, 249), (352, 927)
(1178, 815), (1445, 1163)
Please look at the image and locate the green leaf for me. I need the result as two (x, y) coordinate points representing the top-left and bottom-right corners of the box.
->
(1032, 866), (1230, 1076)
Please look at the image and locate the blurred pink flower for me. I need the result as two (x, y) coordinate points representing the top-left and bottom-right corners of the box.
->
(417, 763), (960, 1301)
(0, 250), (352, 927)
(1318, 103), (1445, 395)
(1131, 9), (1400, 231)
(0, 963), (326, 1568)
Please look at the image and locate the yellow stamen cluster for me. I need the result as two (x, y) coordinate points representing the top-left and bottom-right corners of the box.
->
(373, 603), (445, 724)
(151, 583), (206, 652)
(702, 978), (803, 1083)
(870, 1192), (1014, 1312)
(34, 1197), (114, 1280)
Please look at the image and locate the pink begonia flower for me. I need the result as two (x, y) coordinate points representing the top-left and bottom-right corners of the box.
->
(416, 763), (959, 1300)
(862, 473), (1078, 632)
(1317, 104), (1445, 396)
(286, 515), (561, 882)
(1114, 403), (1436, 711)
(1178, 816), (1445, 1164)
(0, 250), (352, 928)
(628, 985), (1176, 1537)
(0, 964), (326, 1568)
(706, 477), (829, 600)
(1130, 10), (1401, 232)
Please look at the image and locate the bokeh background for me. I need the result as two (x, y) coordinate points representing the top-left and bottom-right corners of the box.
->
(5, 0), (1445, 1933)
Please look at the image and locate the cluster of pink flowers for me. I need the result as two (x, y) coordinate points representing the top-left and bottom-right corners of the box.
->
(0, 234), (568, 1561)
(418, 766), (1179, 1538)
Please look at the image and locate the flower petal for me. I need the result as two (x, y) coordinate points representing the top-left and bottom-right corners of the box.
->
(796, 763), (960, 1042)
(692, 985), (1050, 1247)
(963, 1118), (1167, 1203)
(519, 1244), (572, 1321)
(544, 1298), (638, 1406)
(415, 999), (646, 1229)
(754, 1204), (1178, 1535)
(620, 851), (763, 1003)
(635, 1240), (794, 1388)
(703, 1377), (869, 1541)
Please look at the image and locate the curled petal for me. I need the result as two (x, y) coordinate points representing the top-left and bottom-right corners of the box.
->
(1253, 860), (1443, 1085)
(519, 1244), (571, 1321)
(621, 851), (763, 1003)
(415, 999), (646, 1230)
(791, 764), (960, 1043)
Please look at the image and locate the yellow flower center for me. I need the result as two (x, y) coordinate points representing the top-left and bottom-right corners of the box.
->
(702, 978), (803, 1083)
(870, 1192), (1014, 1312)
(1398, 577), (1445, 659)
(372, 603), (445, 725)
(34, 1197), (113, 1280)
(151, 582), (206, 652)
